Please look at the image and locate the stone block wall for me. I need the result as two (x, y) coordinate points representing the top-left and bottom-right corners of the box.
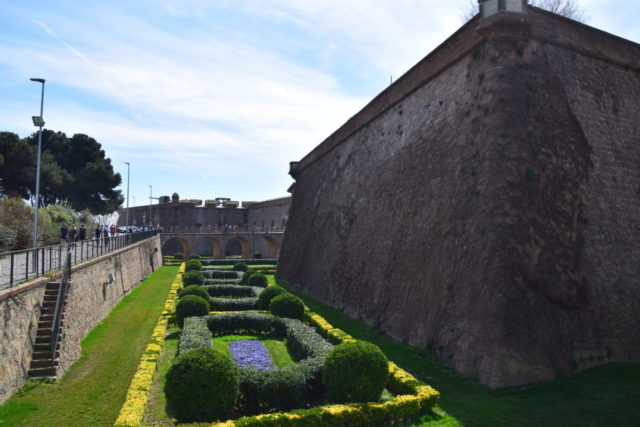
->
(278, 8), (640, 387)
(0, 236), (162, 403)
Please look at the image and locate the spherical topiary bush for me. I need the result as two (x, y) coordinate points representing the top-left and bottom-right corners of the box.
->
(185, 259), (203, 272)
(269, 293), (305, 320)
(248, 272), (268, 287)
(233, 261), (248, 272)
(180, 285), (210, 301)
(257, 286), (287, 310)
(240, 269), (257, 285)
(176, 295), (210, 328)
(182, 270), (205, 287)
(165, 347), (239, 423)
(189, 253), (201, 260)
(173, 252), (183, 261)
(323, 341), (389, 403)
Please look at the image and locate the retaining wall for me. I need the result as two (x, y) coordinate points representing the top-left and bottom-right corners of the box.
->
(0, 236), (162, 403)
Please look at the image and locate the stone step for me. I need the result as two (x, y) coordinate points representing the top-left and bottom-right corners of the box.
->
(30, 359), (58, 369)
(32, 351), (60, 360)
(33, 343), (57, 352)
(28, 367), (57, 379)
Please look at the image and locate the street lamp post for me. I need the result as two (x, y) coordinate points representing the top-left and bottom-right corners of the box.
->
(30, 78), (45, 272)
(148, 184), (152, 229)
(124, 162), (130, 230)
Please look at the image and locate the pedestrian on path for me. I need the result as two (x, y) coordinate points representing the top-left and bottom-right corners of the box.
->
(60, 224), (68, 244)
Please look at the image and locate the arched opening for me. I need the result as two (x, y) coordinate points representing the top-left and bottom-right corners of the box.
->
(162, 237), (190, 259)
(194, 237), (213, 256)
(256, 235), (279, 259)
(225, 237), (251, 259)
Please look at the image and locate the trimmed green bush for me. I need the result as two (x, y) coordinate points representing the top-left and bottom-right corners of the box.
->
(203, 270), (240, 279)
(239, 366), (306, 415)
(179, 285), (210, 301)
(185, 259), (203, 272)
(209, 297), (258, 311)
(164, 347), (239, 423)
(323, 341), (389, 404)
(178, 316), (212, 354)
(257, 286), (287, 309)
(189, 253), (201, 260)
(254, 251), (262, 259)
(176, 295), (210, 328)
(233, 261), (248, 271)
(240, 269), (257, 285)
(206, 285), (261, 298)
(248, 272), (269, 287)
(269, 293), (305, 320)
(173, 252), (183, 261)
(182, 270), (205, 287)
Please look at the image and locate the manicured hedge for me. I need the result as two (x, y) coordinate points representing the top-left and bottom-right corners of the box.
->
(204, 278), (241, 285)
(206, 312), (332, 412)
(203, 270), (241, 279)
(205, 285), (262, 298)
(209, 297), (258, 311)
(201, 259), (277, 266)
(178, 316), (212, 354)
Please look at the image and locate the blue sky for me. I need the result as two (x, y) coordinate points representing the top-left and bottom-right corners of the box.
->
(1, 0), (638, 207)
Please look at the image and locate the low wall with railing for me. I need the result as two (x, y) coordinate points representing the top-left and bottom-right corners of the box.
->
(0, 235), (162, 404)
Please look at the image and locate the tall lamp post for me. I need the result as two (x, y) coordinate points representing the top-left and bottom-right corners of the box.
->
(148, 184), (152, 229)
(30, 78), (45, 272)
(124, 162), (130, 230)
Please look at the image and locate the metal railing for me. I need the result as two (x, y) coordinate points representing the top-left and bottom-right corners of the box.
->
(51, 251), (71, 367)
(165, 225), (286, 233)
(0, 231), (156, 291)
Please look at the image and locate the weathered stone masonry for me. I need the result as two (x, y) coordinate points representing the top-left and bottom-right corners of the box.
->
(278, 6), (640, 387)
(0, 236), (162, 403)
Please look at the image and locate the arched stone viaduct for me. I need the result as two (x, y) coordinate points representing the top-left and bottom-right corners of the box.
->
(160, 232), (284, 259)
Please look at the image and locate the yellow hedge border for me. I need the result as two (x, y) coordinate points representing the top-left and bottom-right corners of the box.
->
(114, 263), (184, 427)
(116, 268), (440, 426)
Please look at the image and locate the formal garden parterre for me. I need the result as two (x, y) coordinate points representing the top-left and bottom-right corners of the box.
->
(115, 255), (440, 426)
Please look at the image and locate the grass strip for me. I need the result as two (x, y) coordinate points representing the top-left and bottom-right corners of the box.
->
(0, 266), (178, 427)
(277, 278), (640, 427)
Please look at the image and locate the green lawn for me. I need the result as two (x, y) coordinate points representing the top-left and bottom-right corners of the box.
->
(277, 279), (640, 427)
(0, 266), (178, 427)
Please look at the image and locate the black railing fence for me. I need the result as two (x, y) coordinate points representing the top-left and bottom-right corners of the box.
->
(0, 231), (156, 291)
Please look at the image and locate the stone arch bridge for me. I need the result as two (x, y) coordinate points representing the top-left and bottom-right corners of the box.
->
(160, 232), (284, 259)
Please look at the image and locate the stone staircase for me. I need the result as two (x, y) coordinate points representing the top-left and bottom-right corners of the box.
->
(28, 281), (68, 379)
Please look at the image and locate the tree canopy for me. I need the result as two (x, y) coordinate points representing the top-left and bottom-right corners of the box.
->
(0, 130), (123, 214)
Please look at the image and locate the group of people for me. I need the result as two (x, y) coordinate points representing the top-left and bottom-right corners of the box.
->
(59, 224), (119, 246)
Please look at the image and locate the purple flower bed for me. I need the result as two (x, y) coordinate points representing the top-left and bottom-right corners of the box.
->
(229, 340), (277, 371)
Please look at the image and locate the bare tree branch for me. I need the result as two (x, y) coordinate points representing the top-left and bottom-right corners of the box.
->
(463, 0), (586, 23)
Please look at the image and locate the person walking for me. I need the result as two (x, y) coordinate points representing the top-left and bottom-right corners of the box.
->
(103, 224), (110, 248)
(78, 224), (87, 241)
(68, 224), (78, 247)
(60, 224), (68, 244)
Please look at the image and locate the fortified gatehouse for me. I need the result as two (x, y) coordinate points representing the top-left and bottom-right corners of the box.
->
(118, 195), (290, 257)
(278, 0), (640, 387)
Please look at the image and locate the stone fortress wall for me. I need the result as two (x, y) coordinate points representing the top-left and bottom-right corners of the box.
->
(119, 194), (291, 232)
(0, 236), (162, 403)
(278, 3), (640, 387)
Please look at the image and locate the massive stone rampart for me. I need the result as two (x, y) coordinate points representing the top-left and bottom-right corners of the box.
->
(0, 236), (162, 403)
(278, 7), (640, 387)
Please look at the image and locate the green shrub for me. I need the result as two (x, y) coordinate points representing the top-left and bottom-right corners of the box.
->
(182, 270), (205, 287)
(239, 366), (306, 415)
(257, 286), (287, 309)
(173, 252), (183, 261)
(206, 285), (261, 298)
(269, 293), (305, 321)
(164, 347), (239, 422)
(180, 285), (210, 301)
(240, 269), (257, 285)
(323, 341), (389, 403)
(203, 270), (240, 279)
(189, 253), (201, 260)
(176, 295), (210, 328)
(209, 297), (258, 311)
(254, 251), (262, 259)
(185, 259), (203, 272)
(248, 272), (269, 287)
(233, 261), (248, 271)
(178, 316), (212, 354)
